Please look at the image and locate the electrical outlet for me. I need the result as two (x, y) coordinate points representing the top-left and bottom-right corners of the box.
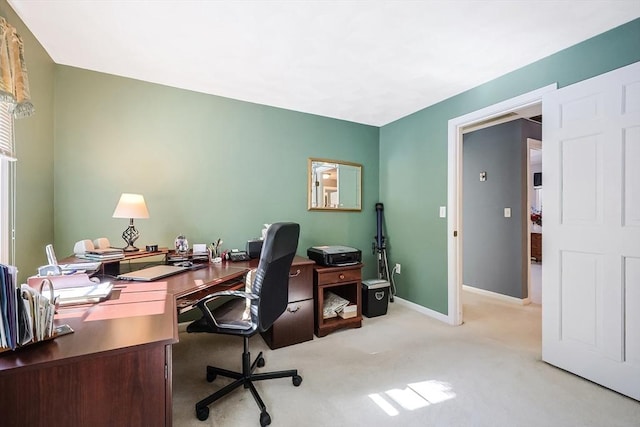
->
(394, 263), (401, 274)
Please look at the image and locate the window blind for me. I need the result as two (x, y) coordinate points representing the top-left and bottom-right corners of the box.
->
(0, 102), (15, 161)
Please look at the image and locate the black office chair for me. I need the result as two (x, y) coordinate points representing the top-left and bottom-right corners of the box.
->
(187, 222), (302, 426)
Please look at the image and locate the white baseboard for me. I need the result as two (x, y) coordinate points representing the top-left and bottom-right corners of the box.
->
(393, 296), (452, 324)
(462, 284), (529, 305)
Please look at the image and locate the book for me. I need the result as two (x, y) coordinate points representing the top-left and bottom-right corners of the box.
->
(78, 251), (125, 260)
(337, 304), (357, 319)
(86, 248), (124, 255)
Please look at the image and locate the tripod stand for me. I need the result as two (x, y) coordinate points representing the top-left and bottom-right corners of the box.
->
(372, 203), (396, 302)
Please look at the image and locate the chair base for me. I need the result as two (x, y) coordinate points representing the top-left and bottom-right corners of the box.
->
(195, 337), (302, 426)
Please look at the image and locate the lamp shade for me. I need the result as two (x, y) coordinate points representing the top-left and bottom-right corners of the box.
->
(112, 193), (150, 219)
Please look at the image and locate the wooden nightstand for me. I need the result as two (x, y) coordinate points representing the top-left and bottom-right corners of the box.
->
(313, 263), (363, 337)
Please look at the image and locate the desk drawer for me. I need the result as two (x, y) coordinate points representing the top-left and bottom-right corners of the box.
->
(261, 298), (313, 349)
(315, 268), (361, 286)
(288, 264), (313, 302)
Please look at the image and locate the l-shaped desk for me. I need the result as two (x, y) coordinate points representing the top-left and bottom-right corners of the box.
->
(0, 257), (312, 427)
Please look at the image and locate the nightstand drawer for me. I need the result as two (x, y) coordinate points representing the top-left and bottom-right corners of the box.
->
(315, 268), (361, 285)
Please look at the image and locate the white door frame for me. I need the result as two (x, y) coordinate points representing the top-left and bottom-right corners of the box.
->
(446, 84), (556, 326)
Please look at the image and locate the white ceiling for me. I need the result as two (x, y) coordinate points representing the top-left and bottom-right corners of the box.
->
(8, 1), (640, 126)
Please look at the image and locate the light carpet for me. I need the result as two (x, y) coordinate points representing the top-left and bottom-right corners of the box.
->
(172, 291), (639, 426)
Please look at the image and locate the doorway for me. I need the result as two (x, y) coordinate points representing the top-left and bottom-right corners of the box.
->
(446, 84), (556, 326)
(527, 138), (542, 305)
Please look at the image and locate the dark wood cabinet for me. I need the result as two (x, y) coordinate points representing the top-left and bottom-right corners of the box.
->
(261, 257), (315, 349)
(313, 263), (363, 337)
(531, 232), (542, 262)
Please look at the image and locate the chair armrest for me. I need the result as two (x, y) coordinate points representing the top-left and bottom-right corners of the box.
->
(195, 289), (258, 306)
(194, 290), (259, 329)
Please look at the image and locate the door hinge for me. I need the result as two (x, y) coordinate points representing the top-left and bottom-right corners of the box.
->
(454, 230), (458, 237)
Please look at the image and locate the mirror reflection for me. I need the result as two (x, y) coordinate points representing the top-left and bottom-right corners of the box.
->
(308, 158), (362, 211)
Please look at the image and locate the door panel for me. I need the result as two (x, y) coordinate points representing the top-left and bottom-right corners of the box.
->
(624, 126), (640, 226)
(561, 135), (602, 224)
(560, 251), (598, 347)
(542, 61), (640, 400)
(626, 257), (640, 365)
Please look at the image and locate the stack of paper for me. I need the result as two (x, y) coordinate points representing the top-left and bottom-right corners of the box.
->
(20, 282), (56, 343)
(53, 282), (113, 306)
(322, 291), (350, 319)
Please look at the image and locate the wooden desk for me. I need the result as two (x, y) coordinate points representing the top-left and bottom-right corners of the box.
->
(0, 262), (250, 427)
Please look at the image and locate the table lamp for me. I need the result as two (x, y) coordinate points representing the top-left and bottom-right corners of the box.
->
(112, 193), (149, 252)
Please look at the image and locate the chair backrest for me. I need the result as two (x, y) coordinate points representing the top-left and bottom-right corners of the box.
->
(251, 222), (300, 332)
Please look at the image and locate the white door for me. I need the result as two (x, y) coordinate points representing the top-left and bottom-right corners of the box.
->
(542, 61), (640, 400)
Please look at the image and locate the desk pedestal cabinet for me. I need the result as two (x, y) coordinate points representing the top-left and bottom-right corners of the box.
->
(261, 257), (315, 349)
(0, 293), (177, 427)
(0, 344), (172, 426)
(314, 264), (363, 337)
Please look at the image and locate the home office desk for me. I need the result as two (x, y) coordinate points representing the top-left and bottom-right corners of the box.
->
(0, 262), (250, 427)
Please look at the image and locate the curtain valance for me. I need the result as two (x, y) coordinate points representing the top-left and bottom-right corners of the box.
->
(0, 17), (34, 119)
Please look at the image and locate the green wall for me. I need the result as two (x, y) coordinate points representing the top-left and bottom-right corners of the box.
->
(0, 1), (55, 283)
(4, 0), (639, 313)
(380, 18), (640, 315)
(53, 67), (380, 278)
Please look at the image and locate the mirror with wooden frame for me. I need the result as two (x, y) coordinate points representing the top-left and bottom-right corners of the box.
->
(308, 158), (362, 211)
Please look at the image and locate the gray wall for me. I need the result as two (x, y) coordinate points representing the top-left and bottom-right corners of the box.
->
(462, 119), (541, 298)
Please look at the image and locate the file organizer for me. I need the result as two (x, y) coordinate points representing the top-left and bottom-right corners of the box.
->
(0, 265), (73, 354)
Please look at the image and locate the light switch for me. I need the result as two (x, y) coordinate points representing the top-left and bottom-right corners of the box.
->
(504, 207), (511, 218)
(439, 206), (446, 218)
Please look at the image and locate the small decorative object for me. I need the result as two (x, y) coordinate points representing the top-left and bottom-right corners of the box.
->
(531, 209), (542, 226)
(261, 224), (271, 240)
(175, 234), (189, 254)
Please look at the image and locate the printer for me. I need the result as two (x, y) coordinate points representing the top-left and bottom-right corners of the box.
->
(307, 245), (361, 267)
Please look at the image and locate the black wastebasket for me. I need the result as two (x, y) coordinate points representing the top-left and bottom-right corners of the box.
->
(362, 279), (390, 317)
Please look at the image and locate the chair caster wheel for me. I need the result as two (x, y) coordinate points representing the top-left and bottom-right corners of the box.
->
(257, 356), (265, 368)
(206, 371), (217, 382)
(293, 375), (302, 386)
(196, 406), (209, 421)
(260, 410), (271, 426)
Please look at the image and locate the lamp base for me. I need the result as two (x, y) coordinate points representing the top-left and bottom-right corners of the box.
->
(121, 221), (141, 252)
